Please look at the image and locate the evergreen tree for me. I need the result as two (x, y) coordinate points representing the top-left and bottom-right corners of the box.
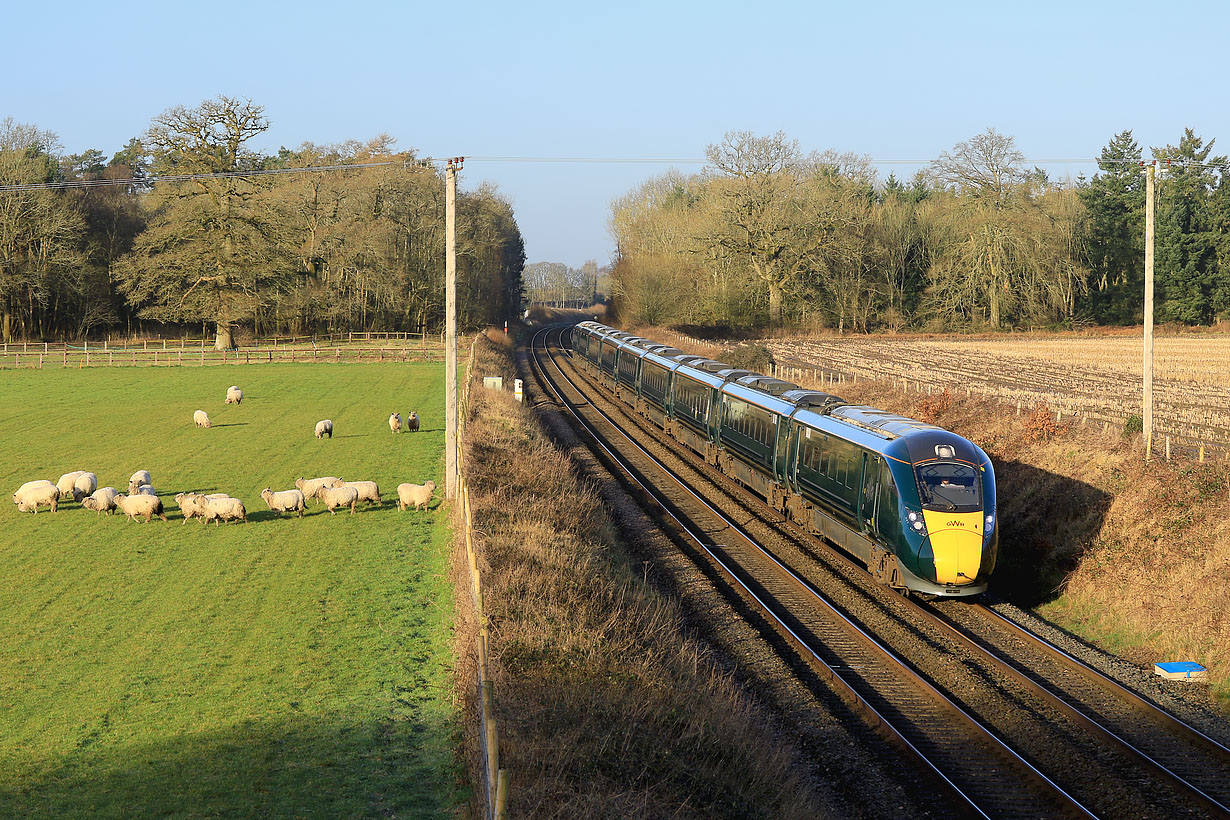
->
(1079, 130), (1144, 324)
(1152, 129), (1225, 324)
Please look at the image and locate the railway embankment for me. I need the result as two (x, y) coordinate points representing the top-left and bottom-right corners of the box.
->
(811, 378), (1230, 708)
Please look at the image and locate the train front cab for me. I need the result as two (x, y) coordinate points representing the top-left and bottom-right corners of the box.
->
(868, 429), (996, 597)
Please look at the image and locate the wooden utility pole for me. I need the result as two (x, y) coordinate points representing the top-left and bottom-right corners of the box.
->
(445, 158), (462, 500)
(1143, 162), (1155, 460)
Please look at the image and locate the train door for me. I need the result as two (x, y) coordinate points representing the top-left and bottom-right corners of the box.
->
(773, 419), (792, 484)
(860, 453), (880, 534)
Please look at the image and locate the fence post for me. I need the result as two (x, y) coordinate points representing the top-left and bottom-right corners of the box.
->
(495, 770), (509, 819)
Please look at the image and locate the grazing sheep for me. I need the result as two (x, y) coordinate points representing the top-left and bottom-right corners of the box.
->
(116, 492), (167, 523)
(129, 470), (152, 494)
(316, 485), (358, 515)
(406, 411), (419, 432)
(341, 480), (381, 507)
(202, 495), (247, 526)
(315, 419), (333, 439)
(260, 488), (306, 518)
(225, 385), (243, 405)
(135, 485), (158, 496)
(71, 472), (98, 502)
(295, 476), (343, 505)
(389, 412), (402, 434)
(396, 480), (436, 511)
(82, 487), (120, 516)
(56, 471), (88, 500)
(173, 492), (228, 524)
(13, 480), (60, 514)
(194, 409), (211, 428)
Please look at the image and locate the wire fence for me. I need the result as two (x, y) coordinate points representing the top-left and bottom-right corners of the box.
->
(459, 336), (509, 820)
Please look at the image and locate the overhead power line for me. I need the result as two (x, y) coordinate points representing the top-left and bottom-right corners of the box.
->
(1, 154), (1227, 194)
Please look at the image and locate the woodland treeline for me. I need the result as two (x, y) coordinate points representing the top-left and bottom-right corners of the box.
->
(0, 96), (525, 347)
(610, 128), (1230, 332)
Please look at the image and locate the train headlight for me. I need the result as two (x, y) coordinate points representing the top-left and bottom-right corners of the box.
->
(985, 514), (996, 534)
(907, 511), (927, 536)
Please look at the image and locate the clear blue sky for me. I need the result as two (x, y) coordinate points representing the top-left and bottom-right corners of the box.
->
(4, 0), (1226, 268)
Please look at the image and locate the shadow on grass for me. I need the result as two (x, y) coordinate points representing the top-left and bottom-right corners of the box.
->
(209, 422), (248, 428)
(990, 459), (1112, 607)
(0, 714), (464, 820)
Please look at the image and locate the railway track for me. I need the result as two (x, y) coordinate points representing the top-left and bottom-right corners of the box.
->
(525, 323), (1230, 820)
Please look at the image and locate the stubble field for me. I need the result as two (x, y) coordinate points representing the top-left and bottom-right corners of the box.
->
(0, 363), (458, 819)
(757, 333), (1230, 455)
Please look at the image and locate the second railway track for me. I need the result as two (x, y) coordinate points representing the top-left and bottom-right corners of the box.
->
(523, 323), (1230, 820)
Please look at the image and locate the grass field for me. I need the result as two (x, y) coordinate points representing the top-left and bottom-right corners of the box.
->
(0, 364), (460, 819)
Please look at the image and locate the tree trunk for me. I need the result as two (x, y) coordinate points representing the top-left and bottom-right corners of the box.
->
(768, 281), (784, 326)
(214, 322), (235, 351)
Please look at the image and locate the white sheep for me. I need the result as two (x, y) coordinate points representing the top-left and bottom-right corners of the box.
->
(341, 480), (381, 506)
(295, 477), (343, 505)
(56, 471), (87, 500)
(202, 495), (247, 526)
(135, 485), (158, 496)
(116, 492), (167, 523)
(389, 412), (402, 434)
(71, 472), (98, 503)
(406, 411), (419, 432)
(260, 488), (306, 518)
(396, 480), (436, 511)
(129, 470), (152, 494)
(316, 485), (358, 515)
(13, 480), (60, 514)
(81, 487), (120, 516)
(173, 492), (228, 524)
(225, 385), (243, 405)
(194, 409), (211, 428)
(315, 419), (333, 439)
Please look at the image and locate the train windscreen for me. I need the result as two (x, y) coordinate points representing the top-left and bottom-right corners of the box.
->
(915, 462), (981, 511)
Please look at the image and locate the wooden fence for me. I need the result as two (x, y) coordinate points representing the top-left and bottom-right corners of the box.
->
(0, 330), (443, 354)
(0, 346), (444, 369)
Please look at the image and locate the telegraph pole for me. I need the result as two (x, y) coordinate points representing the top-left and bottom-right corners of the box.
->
(445, 157), (463, 500)
(1143, 161), (1155, 460)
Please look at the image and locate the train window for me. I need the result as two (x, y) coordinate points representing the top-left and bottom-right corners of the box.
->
(916, 462), (981, 512)
(878, 461), (900, 535)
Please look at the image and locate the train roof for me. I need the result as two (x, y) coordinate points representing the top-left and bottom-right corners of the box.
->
(736, 375), (801, 397)
(720, 380), (806, 415)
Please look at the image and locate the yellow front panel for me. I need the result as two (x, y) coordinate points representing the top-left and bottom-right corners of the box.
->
(923, 510), (984, 585)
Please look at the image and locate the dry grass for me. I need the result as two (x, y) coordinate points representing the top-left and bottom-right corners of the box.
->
(454, 332), (832, 818)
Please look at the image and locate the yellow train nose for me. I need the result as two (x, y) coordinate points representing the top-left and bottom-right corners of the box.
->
(922, 511), (984, 585)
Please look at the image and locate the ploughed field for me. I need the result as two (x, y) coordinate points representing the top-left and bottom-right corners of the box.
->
(763, 334), (1230, 453)
(0, 364), (458, 819)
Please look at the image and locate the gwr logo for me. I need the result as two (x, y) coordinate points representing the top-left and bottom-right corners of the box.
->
(948, 520), (965, 527)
